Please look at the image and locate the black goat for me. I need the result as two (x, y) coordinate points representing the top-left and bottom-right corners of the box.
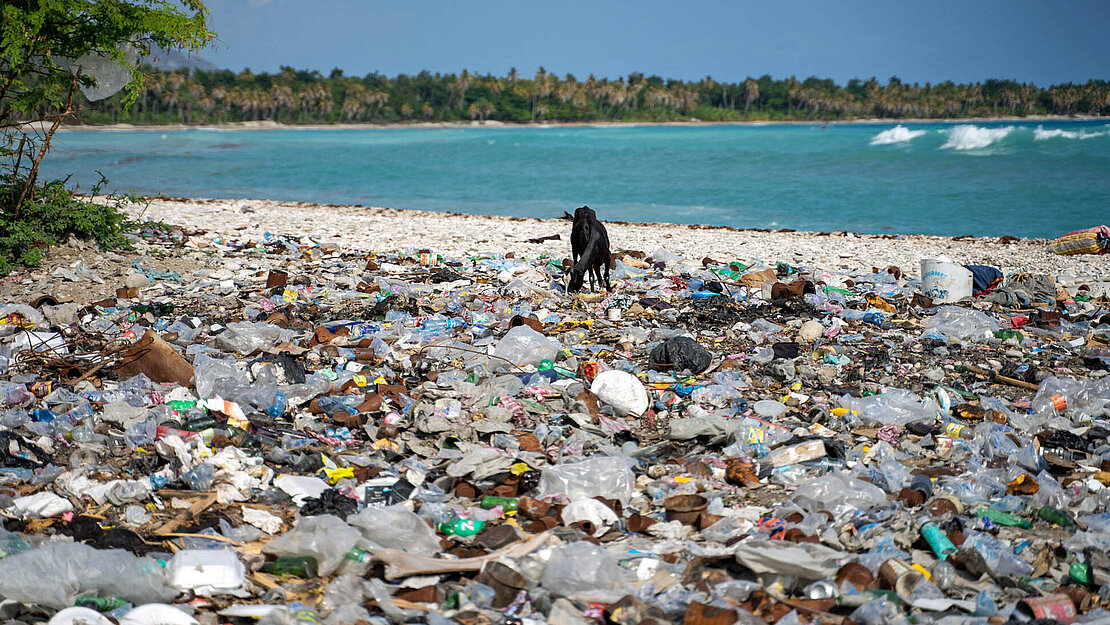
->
(567, 205), (611, 293)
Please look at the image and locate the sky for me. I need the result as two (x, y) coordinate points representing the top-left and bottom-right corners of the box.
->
(199, 0), (1110, 86)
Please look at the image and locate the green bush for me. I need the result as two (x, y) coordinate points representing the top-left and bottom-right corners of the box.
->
(0, 178), (133, 275)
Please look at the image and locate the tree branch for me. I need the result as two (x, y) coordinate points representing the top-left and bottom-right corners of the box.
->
(13, 68), (81, 217)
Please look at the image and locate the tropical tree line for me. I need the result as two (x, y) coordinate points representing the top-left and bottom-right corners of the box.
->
(53, 66), (1110, 125)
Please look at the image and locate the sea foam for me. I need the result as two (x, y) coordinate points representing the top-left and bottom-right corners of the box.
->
(1034, 125), (1108, 140)
(870, 125), (926, 145)
(939, 125), (1013, 150)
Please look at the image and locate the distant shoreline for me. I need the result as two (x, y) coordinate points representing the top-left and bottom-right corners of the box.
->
(54, 114), (1108, 132)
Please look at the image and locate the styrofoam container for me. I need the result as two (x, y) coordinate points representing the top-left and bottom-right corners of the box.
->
(920, 259), (973, 303)
(167, 549), (245, 594)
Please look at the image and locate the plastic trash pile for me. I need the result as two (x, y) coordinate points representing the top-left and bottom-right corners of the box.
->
(1, 226), (1109, 625)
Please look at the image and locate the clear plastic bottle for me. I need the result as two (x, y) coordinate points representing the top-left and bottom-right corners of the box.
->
(930, 560), (956, 590)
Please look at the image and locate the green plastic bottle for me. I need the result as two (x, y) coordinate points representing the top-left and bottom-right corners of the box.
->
(166, 400), (197, 414)
(337, 546), (372, 575)
(975, 507), (1033, 529)
(1037, 505), (1075, 527)
(75, 597), (130, 611)
(261, 555), (319, 577)
(438, 518), (486, 537)
(182, 415), (218, 431)
(479, 496), (519, 512)
(1071, 562), (1092, 585)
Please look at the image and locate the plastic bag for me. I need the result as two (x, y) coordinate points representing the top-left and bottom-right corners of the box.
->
(1032, 376), (1110, 418)
(493, 325), (560, 368)
(540, 541), (624, 597)
(539, 455), (635, 504)
(0, 542), (173, 609)
(732, 539), (847, 581)
(922, 306), (999, 341)
(215, 321), (295, 355)
(792, 473), (887, 515)
(839, 388), (939, 427)
(346, 505), (440, 556)
(650, 337), (712, 373)
(262, 514), (361, 576)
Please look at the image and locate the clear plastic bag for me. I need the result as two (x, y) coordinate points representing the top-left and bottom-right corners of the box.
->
(0, 542), (172, 609)
(346, 505), (440, 556)
(540, 542), (624, 597)
(839, 388), (939, 427)
(262, 514), (362, 576)
(539, 455), (635, 504)
(494, 325), (560, 368)
(214, 321), (295, 355)
(792, 473), (887, 515)
(921, 306), (999, 342)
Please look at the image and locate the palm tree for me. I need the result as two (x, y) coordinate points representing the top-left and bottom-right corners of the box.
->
(185, 83), (205, 123)
(161, 88), (181, 121)
(681, 89), (700, 115)
(448, 69), (472, 110)
(513, 83), (535, 117)
(342, 98), (365, 121)
(270, 85), (294, 121)
(362, 90), (388, 118)
(743, 78), (759, 116)
(147, 73), (165, 118)
(198, 95), (215, 121)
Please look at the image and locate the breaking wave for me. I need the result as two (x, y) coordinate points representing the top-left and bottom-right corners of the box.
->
(870, 125), (926, 145)
(939, 124), (1014, 150)
(1033, 125), (1109, 140)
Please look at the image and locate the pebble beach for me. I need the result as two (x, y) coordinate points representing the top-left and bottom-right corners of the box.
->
(128, 196), (1110, 295)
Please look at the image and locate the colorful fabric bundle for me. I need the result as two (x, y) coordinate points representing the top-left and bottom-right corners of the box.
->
(964, 264), (1004, 296)
(1049, 225), (1110, 255)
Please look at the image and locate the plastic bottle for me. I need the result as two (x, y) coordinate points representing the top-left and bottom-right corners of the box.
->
(74, 597), (131, 612)
(1037, 505), (1075, 527)
(266, 391), (287, 419)
(336, 546), (372, 576)
(930, 560), (956, 590)
(183, 415), (218, 432)
(862, 312), (886, 327)
(940, 419), (976, 440)
(438, 518), (486, 537)
(479, 496), (519, 512)
(262, 556), (319, 577)
(1071, 562), (1092, 585)
(918, 517), (957, 560)
(975, 507), (1032, 529)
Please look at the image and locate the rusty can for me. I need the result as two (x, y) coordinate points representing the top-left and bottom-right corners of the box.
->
(663, 494), (708, 526)
(878, 558), (915, 589)
(835, 561), (875, 590)
(1020, 594), (1076, 624)
(265, 269), (289, 289)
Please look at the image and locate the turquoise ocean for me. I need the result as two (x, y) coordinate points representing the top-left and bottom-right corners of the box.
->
(41, 120), (1110, 238)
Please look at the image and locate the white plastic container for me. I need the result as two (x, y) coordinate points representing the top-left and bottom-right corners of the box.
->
(920, 259), (973, 303)
(167, 549), (245, 594)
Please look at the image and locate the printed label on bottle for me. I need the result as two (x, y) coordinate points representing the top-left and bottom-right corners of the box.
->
(1049, 394), (1067, 411)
